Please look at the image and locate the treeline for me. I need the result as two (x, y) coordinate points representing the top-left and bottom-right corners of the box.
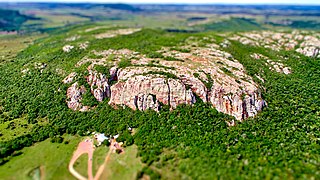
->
(0, 9), (39, 31)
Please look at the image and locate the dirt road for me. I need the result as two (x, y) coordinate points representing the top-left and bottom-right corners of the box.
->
(68, 139), (95, 180)
(69, 138), (124, 180)
(93, 139), (122, 180)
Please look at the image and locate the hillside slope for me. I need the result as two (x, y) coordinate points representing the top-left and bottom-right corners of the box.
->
(0, 25), (319, 179)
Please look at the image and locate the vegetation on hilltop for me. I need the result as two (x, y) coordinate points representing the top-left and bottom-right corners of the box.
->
(1, 3), (320, 35)
(198, 18), (264, 32)
(8, 3), (141, 12)
(0, 9), (39, 31)
(0, 21), (319, 179)
(269, 20), (320, 30)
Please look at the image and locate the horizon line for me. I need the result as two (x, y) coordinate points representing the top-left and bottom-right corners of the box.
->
(1, 1), (320, 6)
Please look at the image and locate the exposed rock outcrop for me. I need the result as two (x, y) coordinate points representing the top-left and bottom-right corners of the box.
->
(66, 82), (89, 111)
(209, 87), (266, 120)
(106, 64), (265, 120)
(66, 35), (81, 42)
(250, 53), (291, 74)
(135, 93), (160, 112)
(95, 28), (141, 39)
(79, 41), (89, 50)
(109, 74), (196, 111)
(63, 45), (74, 52)
(65, 38), (268, 120)
(232, 31), (320, 58)
(266, 60), (292, 74)
(62, 72), (77, 84)
(296, 46), (319, 58)
(87, 68), (110, 102)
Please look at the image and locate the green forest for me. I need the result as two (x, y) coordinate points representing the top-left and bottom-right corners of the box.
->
(0, 22), (319, 179)
(0, 9), (39, 31)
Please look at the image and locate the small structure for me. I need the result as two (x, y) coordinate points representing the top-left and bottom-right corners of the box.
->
(94, 133), (108, 146)
(110, 138), (124, 154)
(113, 134), (119, 139)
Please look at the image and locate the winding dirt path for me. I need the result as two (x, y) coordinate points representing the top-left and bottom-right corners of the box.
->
(68, 139), (95, 180)
(40, 165), (45, 180)
(93, 145), (113, 180)
(69, 138), (124, 180)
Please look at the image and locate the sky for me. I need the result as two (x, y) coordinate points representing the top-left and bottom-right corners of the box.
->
(1, 0), (320, 5)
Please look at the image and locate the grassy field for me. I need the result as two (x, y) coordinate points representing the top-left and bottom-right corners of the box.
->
(73, 144), (109, 177)
(0, 116), (48, 142)
(197, 17), (264, 32)
(0, 133), (142, 180)
(81, 13), (200, 30)
(0, 34), (45, 63)
(99, 145), (143, 180)
(74, 144), (143, 179)
(36, 14), (89, 28)
(0, 135), (82, 180)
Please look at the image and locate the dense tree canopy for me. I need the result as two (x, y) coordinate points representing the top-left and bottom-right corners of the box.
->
(0, 26), (319, 179)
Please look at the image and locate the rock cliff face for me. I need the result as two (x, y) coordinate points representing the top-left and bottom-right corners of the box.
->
(109, 74), (196, 111)
(87, 66), (110, 102)
(208, 84), (265, 120)
(64, 37), (268, 120)
(66, 82), (89, 112)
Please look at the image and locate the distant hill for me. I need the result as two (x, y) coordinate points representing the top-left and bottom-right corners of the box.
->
(0, 9), (38, 31)
(199, 18), (263, 32)
(0, 3), (141, 12)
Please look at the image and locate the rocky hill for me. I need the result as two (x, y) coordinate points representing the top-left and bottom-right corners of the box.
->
(1, 24), (320, 179)
(62, 28), (319, 122)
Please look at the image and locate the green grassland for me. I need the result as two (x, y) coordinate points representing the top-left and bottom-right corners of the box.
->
(100, 145), (143, 180)
(0, 116), (48, 142)
(0, 135), (81, 180)
(197, 17), (265, 32)
(2, 4), (320, 34)
(72, 144), (108, 178)
(74, 144), (143, 179)
(29, 13), (89, 29)
(0, 9), (37, 31)
(0, 11), (319, 179)
(0, 134), (142, 180)
(0, 34), (46, 63)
